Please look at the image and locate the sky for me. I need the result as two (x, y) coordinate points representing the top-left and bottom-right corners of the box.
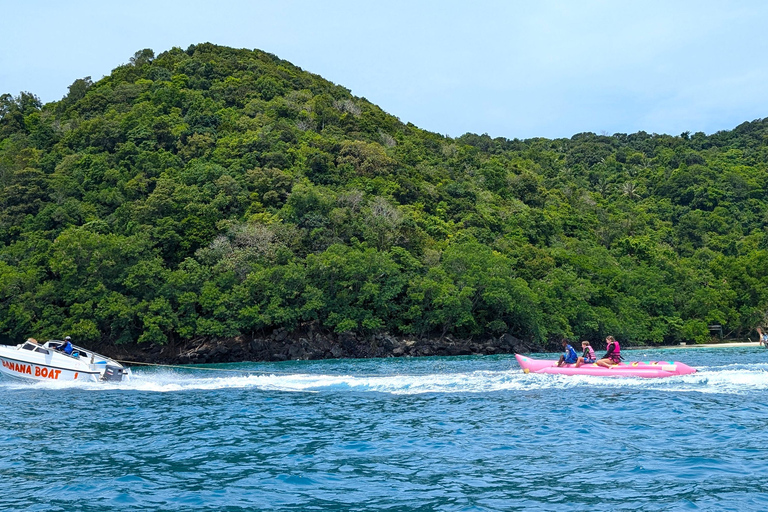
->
(2, 0), (767, 140)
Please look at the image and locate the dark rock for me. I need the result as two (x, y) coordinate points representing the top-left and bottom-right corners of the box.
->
(380, 335), (397, 350)
(339, 333), (357, 350)
(94, 327), (543, 366)
(499, 333), (525, 352)
(288, 344), (306, 360)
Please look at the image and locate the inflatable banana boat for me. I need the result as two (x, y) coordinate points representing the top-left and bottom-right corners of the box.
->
(515, 354), (696, 378)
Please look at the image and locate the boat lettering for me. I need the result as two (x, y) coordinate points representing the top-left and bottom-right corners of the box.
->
(2, 359), (32, 374)
(34, 366), (61, 379)
(1, 359), (60, 379)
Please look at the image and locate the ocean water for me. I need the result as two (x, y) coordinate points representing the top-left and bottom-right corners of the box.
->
(2, 346), (768, 511)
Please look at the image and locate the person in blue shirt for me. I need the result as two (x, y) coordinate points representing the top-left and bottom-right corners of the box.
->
(57, 336), (74, 355)
(557, 339), (578, 367)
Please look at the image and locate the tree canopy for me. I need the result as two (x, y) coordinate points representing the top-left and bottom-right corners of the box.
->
(2, 44), (767, 348)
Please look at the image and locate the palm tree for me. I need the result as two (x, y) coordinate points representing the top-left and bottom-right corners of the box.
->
(596, 176), (611, 197)
(622, 181), (639, 199)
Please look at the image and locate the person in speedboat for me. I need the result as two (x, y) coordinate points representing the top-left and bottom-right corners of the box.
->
(57, 336), (74, 355)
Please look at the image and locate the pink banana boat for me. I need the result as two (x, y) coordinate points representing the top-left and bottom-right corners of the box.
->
(515, 354), (697, 378)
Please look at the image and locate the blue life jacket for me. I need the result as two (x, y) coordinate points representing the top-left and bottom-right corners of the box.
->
(564, 344), (578, 363)
(60, 340), (73, 355)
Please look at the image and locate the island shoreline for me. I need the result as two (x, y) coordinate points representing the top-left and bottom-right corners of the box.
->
(87, 333), (764, 367)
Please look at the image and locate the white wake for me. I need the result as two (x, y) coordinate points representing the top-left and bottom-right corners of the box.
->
(2, 362), (767, 395)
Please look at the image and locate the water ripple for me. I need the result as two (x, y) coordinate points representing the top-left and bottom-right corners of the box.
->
(2, 348), (768, 510)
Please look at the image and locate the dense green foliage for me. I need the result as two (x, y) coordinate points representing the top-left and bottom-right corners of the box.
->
(2, 43), (767, 347)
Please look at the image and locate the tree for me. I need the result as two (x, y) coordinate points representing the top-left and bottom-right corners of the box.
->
(64, 77), (93, 104)
(130, 48), (155, 67)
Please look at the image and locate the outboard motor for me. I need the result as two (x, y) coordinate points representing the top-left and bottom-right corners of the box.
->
(102, 365), (128, 382)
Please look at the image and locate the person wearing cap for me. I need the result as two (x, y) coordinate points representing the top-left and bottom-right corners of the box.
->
(57, 336), (74, 355)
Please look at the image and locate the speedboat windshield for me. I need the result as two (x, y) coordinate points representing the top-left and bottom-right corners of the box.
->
(21, 342), (50, 354)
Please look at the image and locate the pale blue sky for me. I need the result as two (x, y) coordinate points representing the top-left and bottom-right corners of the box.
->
(2, 0), (767, 139)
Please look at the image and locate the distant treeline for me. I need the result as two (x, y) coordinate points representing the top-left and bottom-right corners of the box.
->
(1, 43), (767, 347)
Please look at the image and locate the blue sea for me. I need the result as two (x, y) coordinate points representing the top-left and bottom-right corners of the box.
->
(2, 346), (768, 511)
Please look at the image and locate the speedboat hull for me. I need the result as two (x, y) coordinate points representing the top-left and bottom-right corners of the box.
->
(0, 339), (131, 383)
(515, 354), (696, 378)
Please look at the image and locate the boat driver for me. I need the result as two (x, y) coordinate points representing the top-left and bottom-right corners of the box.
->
(58, 336), (74, 355)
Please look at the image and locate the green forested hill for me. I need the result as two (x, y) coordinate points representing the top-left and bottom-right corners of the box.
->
(1, 43), (767, 348)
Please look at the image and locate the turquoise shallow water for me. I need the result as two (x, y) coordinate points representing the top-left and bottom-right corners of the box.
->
(2, 346), (768, 511)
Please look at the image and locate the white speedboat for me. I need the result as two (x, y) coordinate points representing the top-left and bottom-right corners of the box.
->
(0, 338), (131, 383)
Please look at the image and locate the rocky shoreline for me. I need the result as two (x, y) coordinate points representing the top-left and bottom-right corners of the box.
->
(97, 330), (542, 366)
(52, 332), (759, 367)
